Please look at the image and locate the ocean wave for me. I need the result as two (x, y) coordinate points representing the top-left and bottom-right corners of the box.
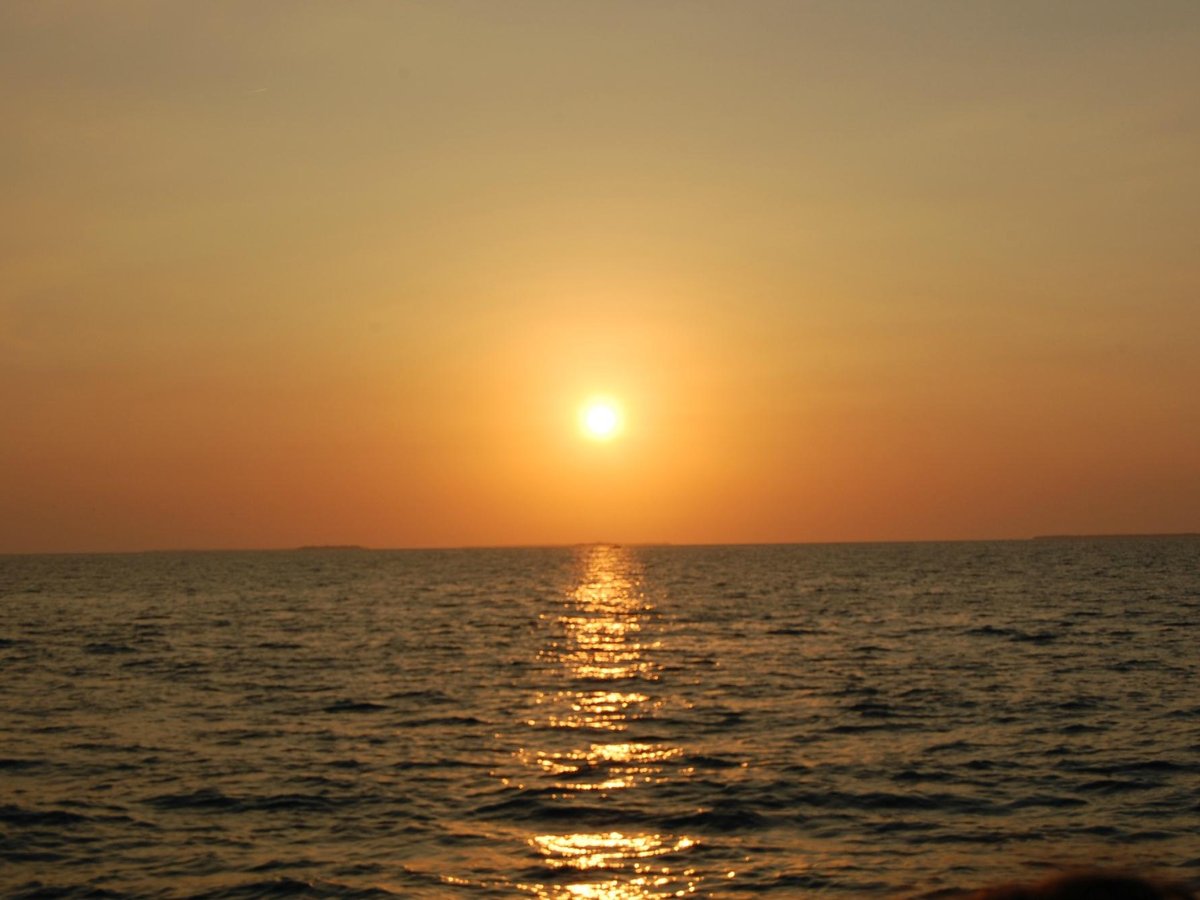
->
(7, 882), (134, 899)
(659, 802), (770, 832)
(82, 642), (138, 655)
(0, 757), (47, 771)
(0, 804), (91, 827)
(322, 700), (388, 714)
(146, 789), (367, 814)
(186, 878), (401, 899)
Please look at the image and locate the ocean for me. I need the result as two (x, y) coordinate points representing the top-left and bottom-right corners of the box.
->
(2, 539), (1198, 898)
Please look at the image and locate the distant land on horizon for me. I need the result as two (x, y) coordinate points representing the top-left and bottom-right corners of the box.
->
(1029, 533), (1200, 541)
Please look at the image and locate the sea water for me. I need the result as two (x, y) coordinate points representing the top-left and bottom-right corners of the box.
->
(1, 539), (1198, 897)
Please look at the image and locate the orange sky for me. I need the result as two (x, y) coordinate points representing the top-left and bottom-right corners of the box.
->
(3, 2), (1199, 553)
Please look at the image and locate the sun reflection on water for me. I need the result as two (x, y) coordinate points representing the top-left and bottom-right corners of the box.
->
(517, 742), (683, 791)
(519, 545), (701, 898)
(532, 832), (697, 870)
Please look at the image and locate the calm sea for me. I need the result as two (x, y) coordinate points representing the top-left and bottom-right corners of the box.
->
(2, 540), (1198, 898)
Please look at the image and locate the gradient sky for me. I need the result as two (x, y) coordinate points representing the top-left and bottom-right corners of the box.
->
(3, 1), (1198, 553)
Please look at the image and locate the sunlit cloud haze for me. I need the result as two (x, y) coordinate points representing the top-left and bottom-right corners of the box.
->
(3, 1), (1198, 552)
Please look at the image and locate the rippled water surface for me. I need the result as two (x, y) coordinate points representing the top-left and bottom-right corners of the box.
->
(2, 539), (1199, 898)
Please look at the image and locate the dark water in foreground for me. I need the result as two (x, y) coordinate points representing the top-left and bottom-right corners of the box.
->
(2, 539), (1199, 898)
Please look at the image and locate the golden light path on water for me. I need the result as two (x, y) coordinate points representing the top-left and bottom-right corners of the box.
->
(522, 545), (703, 898)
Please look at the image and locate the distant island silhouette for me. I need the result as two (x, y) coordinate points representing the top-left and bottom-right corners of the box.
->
(297, 544), (368, 551)
(1031, 533), (1199, 541)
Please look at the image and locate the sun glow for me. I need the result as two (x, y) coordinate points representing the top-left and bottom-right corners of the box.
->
(580, 398), (622, 441)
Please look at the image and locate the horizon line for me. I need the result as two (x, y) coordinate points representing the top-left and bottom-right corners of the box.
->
(3, 532), (1198, 558)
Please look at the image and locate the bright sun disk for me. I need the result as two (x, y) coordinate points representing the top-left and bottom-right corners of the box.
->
(581, 399), (622, 440)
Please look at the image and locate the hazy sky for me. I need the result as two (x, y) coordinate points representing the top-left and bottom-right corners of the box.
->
(3, 1), (1198, 552)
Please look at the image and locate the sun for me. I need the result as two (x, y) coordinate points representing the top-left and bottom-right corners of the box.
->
(580, 398), (623, 441)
